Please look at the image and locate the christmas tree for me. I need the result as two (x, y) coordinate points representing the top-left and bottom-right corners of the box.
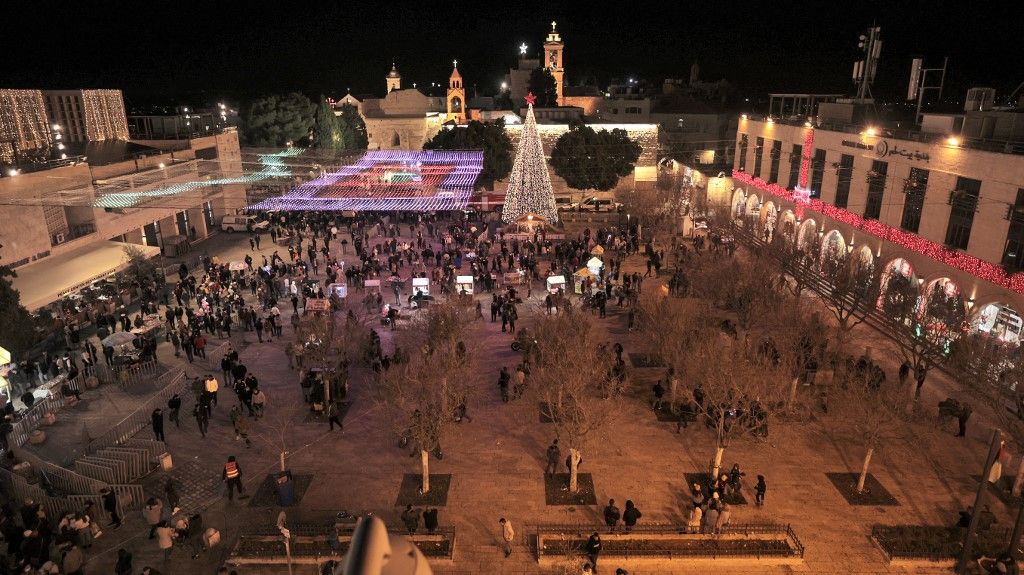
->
(502, 93), (559, 224)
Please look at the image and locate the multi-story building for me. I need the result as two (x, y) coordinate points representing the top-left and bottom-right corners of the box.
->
(731, 96), (1024, 347)
(0, 88), (246, 310)
(43, 89), (129, 144)
(0, 89), (52, 165)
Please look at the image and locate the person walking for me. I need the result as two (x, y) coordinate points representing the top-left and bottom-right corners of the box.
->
(622, 500), (642, 531)
(585, 532), (602, 572)
(956, 403), (973, 437)
(326, 401), (343, 431)
(193, 403), (209, 437)
(167, 394), (181, 428)
(652, 381), (665, 411)
(755, 475), (767, 506)
(204, 375), (219, 408)
(151, 408), (165, 441)
(499, 517), (515, 558)
(143, 497), (163, 539)
(545, 439), (561, 476)
(222, 456), (244, 501)
(603, 499), (621, 532)
(114, 548), (133, 575)
(102, 487), (122, 529)
(164, 479), (181, 516)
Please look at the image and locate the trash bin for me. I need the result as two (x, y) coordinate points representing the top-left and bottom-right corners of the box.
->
(275, 470), (294, 506)
(159, 453), (173, 471)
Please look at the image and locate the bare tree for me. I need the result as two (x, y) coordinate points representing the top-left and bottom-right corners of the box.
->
(683, 329), (794, 479)
(636, 294), (717, 409)
(817, 250), (881, 348)
(688, 256), (780, 331)
(830, 364), (908, 493)
(526, 307), (619, 493)
(374, 303), (477, 494)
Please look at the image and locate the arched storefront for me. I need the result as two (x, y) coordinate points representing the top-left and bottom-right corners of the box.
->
(796, 219), (818, 251)
(879, 258), (918, 318)
(972, 302), (1024, 347)
(759, 201), (778, 241)
(854, 245), (874, 271)
(778, 210), (797, 242)
(819, 230), (848, 276)
(919, 277), (966, 339)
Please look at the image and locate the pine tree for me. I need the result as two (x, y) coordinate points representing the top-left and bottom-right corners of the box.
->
(502, 95), (559, 224)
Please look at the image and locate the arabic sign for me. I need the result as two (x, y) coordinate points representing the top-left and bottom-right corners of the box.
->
(874, 140), (930, 162)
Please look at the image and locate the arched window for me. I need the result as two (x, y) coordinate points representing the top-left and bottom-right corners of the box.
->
(451, 97), (462, 112)
(391, 132), (401, 148)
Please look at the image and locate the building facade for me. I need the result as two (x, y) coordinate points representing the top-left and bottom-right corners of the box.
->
(43, 89), (129, 143)
(0, 89), (51, 165)
(733, 114), (1024, 347)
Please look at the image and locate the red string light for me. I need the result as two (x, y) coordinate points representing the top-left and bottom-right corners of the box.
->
(733, 170), (1024, 294)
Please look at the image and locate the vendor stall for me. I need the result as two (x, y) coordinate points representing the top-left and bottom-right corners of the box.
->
(546, 275), (567, 294)
(327, 283), (348, 300)
(411, 277), (430, 297)
(363, 279), (381, 293)
(456, 275), (474, 295)
(229, 261), (247, 272)
(573, 268), (596, 295)
(504, 271), (524, 286)
(586, 256), (604, 277)
(304, 298), (330, 314)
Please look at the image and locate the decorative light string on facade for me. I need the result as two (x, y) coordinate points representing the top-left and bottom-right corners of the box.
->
(732, 170), (1024, 294)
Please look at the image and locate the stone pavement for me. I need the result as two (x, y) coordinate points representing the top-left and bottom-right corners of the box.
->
(21, 223), (1009, 575)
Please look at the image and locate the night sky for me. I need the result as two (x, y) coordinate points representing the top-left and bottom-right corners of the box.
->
(3, 0), (1017, 109)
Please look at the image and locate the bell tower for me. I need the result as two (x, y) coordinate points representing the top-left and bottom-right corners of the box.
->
(446, 60), (466, 123)
(386, 61), (401, 92)
(543, 20), (564, 104)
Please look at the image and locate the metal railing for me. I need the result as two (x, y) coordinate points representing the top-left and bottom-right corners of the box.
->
(85, 368), (186, 454)
(112, 359), (162, 389)
(535, 522), (804, 559)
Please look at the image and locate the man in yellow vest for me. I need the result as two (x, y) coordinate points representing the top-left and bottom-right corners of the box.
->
(222, 456), (244, 501)
(204, 375), (219, 408)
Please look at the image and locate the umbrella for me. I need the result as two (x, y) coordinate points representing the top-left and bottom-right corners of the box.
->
(101, 332), (137, 347)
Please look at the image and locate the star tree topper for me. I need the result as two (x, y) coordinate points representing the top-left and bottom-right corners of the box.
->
(525, 92), (537, 106)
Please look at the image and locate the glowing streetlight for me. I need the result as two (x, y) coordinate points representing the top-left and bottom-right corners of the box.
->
(52, 124), (61, 131)
(864, 126), (878, 137)
(7, 169), (18, 177)
(946, 136), (961, 147)
(501, 82), (508, 90)
(158, 162), (166, 169)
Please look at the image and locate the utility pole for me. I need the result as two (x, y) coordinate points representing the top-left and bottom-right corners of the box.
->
(959, 429), (1002, 574)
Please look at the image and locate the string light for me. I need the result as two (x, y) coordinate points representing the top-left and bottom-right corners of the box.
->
(0, 89), (51, 164)
(733, 170), (1024, 294)
(502, 94), (559, 224)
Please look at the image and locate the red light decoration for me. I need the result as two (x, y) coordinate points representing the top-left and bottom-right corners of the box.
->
(799, 127), (814, 189)
(525, 92), (537, 106)
(733, 170), (1024, 295)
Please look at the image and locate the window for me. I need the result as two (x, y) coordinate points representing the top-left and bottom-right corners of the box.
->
(1002, 189), (1024, 271)
(900, 167), (929, 233)
(788, 144), (802, 189)
(767, 140), (782, 184)
(809, 149), (826, 198)
(625, 106), (642, 114)
(738, 134), (748, 172)
(864, 160), (888, 220)
(945, 176), (981, 250)
(834, 154), (854, 208)
(753, 137), (764, 177)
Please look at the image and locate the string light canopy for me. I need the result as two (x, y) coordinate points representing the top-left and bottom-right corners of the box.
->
(501, 93), (558, 224)
(250, 150), (483, 212)
(733, 170), (1024, 294)
(0, 89), (51, 164)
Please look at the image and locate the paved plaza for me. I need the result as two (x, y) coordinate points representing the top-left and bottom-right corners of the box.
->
(10, 222), (1010, 575)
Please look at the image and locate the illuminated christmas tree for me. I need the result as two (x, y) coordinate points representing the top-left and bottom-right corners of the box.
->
(502, 93), (559, 224)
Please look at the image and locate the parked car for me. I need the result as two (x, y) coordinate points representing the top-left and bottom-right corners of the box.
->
(568, 198), (624, 212)
(221, 215), (268, 233)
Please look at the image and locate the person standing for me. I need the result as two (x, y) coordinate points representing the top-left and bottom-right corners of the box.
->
(585, 532), (602, 572)
(652, 381), (665, 411)
(622, 500), (642, 531)
(401, 505), (420, 534)
(151, 408), (165, 442)
(156, 520), (175, 560)
(603, 499), (620, 532)
(423, 508), (438, 534)
(143, 498), (163, 539)
(164, 479), (180, 516)
(956, 403), (973, 438)
(499, 517), (515, 558)
(167, 394), (181, 428)
(223, 456), (244, 501)
(545, 439), (561, 476)
(102, 488), (122, 529)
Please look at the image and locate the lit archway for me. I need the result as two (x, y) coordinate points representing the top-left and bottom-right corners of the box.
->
(796, 219), (818, 251)
(920, 277), (966, 333)
(731, 189), (747, 220)
(854, 245), (874, 271)
(971, 302), (1024, 347)
(759, 201), (777, 241)
(819, 230), (848, 276)
(778, 210), (797, 242)
(878, 257), (918, 318)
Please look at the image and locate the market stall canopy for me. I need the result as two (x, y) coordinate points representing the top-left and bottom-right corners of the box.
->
(11, 241), (161, 311)
(573, 268), (593, 278)
(587, 256), (603, 269)
(229, 261), (246, 271)
(101, 331), (137, 347)
(590, 245), (605, 255)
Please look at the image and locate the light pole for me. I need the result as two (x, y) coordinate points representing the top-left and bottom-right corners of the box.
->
(958, 429), (1002, 574)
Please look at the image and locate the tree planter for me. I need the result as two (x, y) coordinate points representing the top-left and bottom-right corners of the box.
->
(29, 430), (46, 445)
(41, 413), (57, 426)
(85, 376), (100, 389)
(228, 530), (456, 566)
(536, 523), (804, 566)
(870, 525), (1008, 568)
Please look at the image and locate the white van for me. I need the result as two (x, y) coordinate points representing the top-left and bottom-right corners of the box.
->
(221, 215), (268, 233)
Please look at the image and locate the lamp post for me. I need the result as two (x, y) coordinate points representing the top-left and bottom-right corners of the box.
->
(958, 429), (1002, 574)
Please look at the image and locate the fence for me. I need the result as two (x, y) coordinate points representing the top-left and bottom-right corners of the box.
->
(13, 448), (109, 497)
(86, 368), (187, 455)
(9, 393), (72, 448)
(112, 359), (162, 389)
(535, 522), (804, 559)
